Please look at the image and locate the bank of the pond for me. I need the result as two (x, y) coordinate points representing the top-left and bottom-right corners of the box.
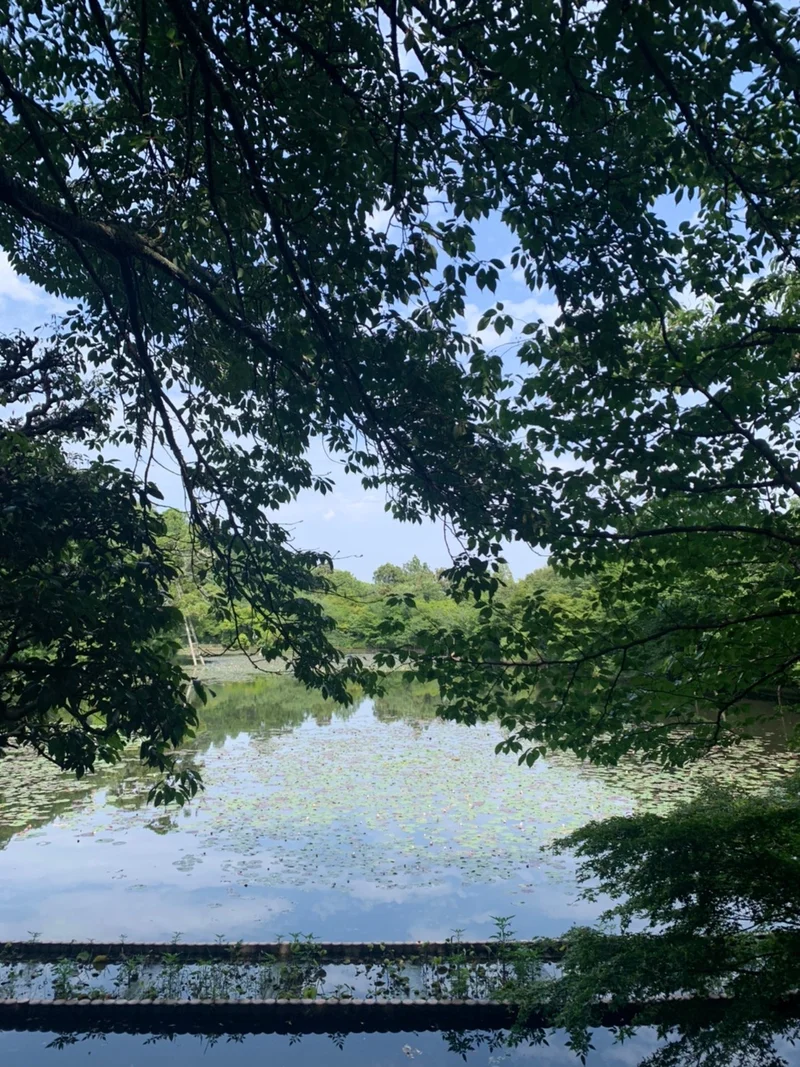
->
(178, 648), (388, 684)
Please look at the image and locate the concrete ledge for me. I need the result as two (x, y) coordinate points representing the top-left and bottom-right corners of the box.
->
(0, 996), (519, 1034)
(0, 939), (565, 963)
(2, 992), (799, 1036)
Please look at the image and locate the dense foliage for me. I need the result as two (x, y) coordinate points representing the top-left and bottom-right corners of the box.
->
(0, 336), (200, 802)
(528, 778), (800, 1064)
(4, 0), (800, 771)
(0, 0), (534, 689)
(378, 0), (800, 768)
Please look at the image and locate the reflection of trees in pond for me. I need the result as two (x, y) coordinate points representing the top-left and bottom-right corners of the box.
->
(195, 675), (442, 744)
(191, 676), (356, 750)
(2, 676), (796, 917)
(738, 701), (800, 756)
(0, 677), (361, 850)
(0, 745), (159, 850)
(632, 1017), (800, 1067)
(1, 677), (795, 857)
(372, 677), (440, 722)
(444, 1016), (800, 1067)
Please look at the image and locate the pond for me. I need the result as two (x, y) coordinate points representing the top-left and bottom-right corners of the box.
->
(0, 1026), (714, 1066)
(2, 1022), (800, 1066)
(1, 676), (797, 945)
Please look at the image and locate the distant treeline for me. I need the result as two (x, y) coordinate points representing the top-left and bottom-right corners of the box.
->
(162, 509), (586, 653)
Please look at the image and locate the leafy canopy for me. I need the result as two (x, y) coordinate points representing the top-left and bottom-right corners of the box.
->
(0, 336), (200, 802)
(528, 779), (800, 1065)
(3, 0), (800, 777)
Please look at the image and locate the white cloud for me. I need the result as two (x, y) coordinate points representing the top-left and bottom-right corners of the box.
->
(323, 508), (336, 520)
(0, 251), (47, 304)
(348, 877), (452, 905)
(504, 294), (561, 328)
(366, 206), (396, 234)
(463, 292), (561, 346)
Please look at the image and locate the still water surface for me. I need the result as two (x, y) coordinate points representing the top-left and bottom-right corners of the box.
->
(2, 1025), (800, 1066)
(0, 678), (796, 943)
(0, 1027), (672, 1066)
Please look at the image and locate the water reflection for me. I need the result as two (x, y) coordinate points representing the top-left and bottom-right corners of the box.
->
(0, 677), (796, 943)
(0, 676), (353, 850)
(1, 1020), (800, 1067)
(447, 1016), (800, 1067)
